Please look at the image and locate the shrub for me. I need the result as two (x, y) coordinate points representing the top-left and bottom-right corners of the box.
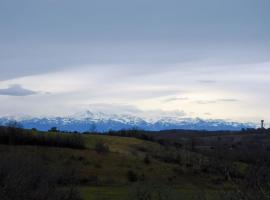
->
(94, 141), (110, 154)
(49, 127), (59, 132)
(127, 170), (138, 182)
(0, 153), (82, 200)
(0, 126), (85, 149)
(144, 155), (151, 165)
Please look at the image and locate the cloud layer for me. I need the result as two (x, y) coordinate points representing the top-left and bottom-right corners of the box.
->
(0, 0), (269, 123)
(0, 84), (38, 96)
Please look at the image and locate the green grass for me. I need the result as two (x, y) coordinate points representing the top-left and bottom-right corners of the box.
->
(80, 185), (224, 200)
(0, 132), (240, 200)
(80, 186), (129, 200)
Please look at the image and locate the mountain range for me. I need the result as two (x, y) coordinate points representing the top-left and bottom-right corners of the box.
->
(0, 111), (255, 132)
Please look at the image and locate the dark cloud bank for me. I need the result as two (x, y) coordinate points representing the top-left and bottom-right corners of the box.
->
(0, 84), (38, 96)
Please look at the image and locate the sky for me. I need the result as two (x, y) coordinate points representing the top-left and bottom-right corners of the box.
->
(0, 0), (270, 123)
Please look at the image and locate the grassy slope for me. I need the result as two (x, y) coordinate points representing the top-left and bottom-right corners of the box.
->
(0, 133), (237, 200)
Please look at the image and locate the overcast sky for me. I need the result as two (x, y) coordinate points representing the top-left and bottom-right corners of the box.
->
(0, 0), (270, 123)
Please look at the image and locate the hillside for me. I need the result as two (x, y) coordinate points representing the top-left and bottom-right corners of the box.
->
(0, 127), (270, 200)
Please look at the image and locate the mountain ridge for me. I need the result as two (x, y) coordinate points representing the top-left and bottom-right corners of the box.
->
(0, 111), (255, 132)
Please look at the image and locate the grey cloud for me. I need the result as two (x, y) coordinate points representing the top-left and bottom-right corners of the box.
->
(75, 103), (187, 118)
(195, 100), (217, 104)
(1, 0), (269, 42)
(94, 87), (182, 100)
(218, 98), (239, 102)
(163, 97), (189, 102)
(0, 0), (269, 121)
(197, 80), (217, 84)
(0, 42), (204, 81)
(81, 103), (141, 115)
(1, 0), (270, 81)
(0, 84), (39, 96)
(195, 98), (239, 104)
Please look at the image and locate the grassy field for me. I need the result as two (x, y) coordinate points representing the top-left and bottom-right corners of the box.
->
(1, 127), (270, 200)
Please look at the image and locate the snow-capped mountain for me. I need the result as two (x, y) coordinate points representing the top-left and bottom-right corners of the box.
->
(0, 111), (255, 132)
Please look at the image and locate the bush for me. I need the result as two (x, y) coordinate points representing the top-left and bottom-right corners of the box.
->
(144, 155), (151, 165)
(49, 127), (59, 132)
(94, 141), (109, 154)
(0, 126), (85, 149)
(107, 129), (154, 141)
(127, 170), (138, 182)
(0, 153), (82, 200)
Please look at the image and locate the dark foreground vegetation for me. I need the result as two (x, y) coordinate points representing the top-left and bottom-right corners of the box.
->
(0, 153), (82, 200)
(0, 126), (85, 149)
(1, 125), (270, 200)
(0, 125), (85, 200)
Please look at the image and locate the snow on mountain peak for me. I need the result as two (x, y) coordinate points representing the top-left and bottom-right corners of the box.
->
(0, 110), (255, 132)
